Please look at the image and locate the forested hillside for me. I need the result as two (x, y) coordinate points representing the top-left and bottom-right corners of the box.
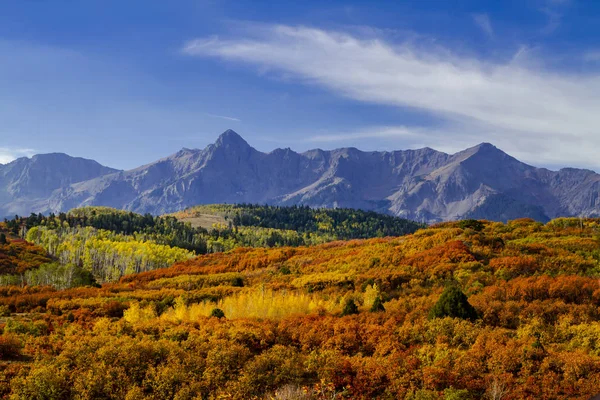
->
(171, 204), (424, 238)
(0, 217), (599, 398)
(0, 206), (422, 287)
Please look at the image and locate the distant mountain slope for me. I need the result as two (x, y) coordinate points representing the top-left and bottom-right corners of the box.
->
(3, 130), (600, 222)
(0, 154), (118, 218)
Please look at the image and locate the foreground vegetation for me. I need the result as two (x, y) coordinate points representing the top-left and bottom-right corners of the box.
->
(0, 217), (599, 398)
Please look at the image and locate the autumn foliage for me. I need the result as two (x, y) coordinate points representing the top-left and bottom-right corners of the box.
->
(0, 239), (51, 275)
(1, 217), (600, 398)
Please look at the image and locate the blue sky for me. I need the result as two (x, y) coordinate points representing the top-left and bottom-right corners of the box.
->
(1, 0), (600, 170)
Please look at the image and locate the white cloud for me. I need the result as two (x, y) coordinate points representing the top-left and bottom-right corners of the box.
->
(0, 147), (35, 164)
(183, 24), (600, 170)
(472, 13), (494, 38)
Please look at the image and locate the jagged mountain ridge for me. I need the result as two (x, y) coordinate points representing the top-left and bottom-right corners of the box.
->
(0, 153), (118, 218)
(3, 130), (600, 222)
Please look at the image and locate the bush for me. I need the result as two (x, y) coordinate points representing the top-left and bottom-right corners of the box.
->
(10, 364), (71, 399)
(0, 305), (10, 317)
(458, 219), (484, 232)
(104, 301), (127, 318)
(0, 334), (21, 359)
(444, 387), (473, 399)
(231, 277), (245, 287)
(4, 319), (48, 336)
(210, 308), (225, 319)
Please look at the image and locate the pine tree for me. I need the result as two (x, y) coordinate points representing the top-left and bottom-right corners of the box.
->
(210, 308), (225, 319)
(341, 299), (359, 316)
(429, 285), (478, 321)
(0, 233), (6, 245)
(370, 295), (385, 312)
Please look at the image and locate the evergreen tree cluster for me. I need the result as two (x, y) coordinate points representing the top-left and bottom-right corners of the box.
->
(194, 203), (425, 239)
(8, 205), (424, 259)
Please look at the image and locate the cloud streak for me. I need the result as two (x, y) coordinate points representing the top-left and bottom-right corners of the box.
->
(472, 13), (494, 38)
(205, 113), (241, 122)
(183, 25), (600, 170)
(0, 147), (35, 164)
(306, 126), (420, 143)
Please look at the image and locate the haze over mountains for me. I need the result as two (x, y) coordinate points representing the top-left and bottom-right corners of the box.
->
(1, 130), (599, 223)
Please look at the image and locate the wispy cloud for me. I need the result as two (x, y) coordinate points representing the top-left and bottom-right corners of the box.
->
(472, 13), (494, 38)
(205, 113), (241, 122)
(539, 0), (572, 35)
(540, 8), (562, 34)
(184, 24), (600, 169)
(583, 50), (600, 62)
(0, 147), (35, 164)
(307, 126), (421, 143)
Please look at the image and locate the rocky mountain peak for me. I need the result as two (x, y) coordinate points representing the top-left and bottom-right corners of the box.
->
(31, 152), (72, 161)
(2, 131), (600, 223)
(214, 129), (251, 150)
(459, 142), (504, 157)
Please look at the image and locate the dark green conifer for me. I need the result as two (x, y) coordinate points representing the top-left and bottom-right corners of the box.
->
(429, 285), (478, 321)
(370, 295), (386, 313)
(341, 299), (359, 316)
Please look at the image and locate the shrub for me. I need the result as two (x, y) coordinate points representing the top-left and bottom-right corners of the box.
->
(231, 277), (245, 287)
(10, 364), (71, 399)
(0, 334), (21, 359)
(0, 305), (10, 317)
(210, 308), (225, 319)
(459, 219), (484, 232)
(104, 301), (127, 318)
(4, 319), (48, 336)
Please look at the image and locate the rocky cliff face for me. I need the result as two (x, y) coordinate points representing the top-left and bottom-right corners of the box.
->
(0, 154), (118, 218)
(3, 130), (600, 222)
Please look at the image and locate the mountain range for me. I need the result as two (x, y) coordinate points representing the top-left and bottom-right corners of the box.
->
(2, 130), (599, 223)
